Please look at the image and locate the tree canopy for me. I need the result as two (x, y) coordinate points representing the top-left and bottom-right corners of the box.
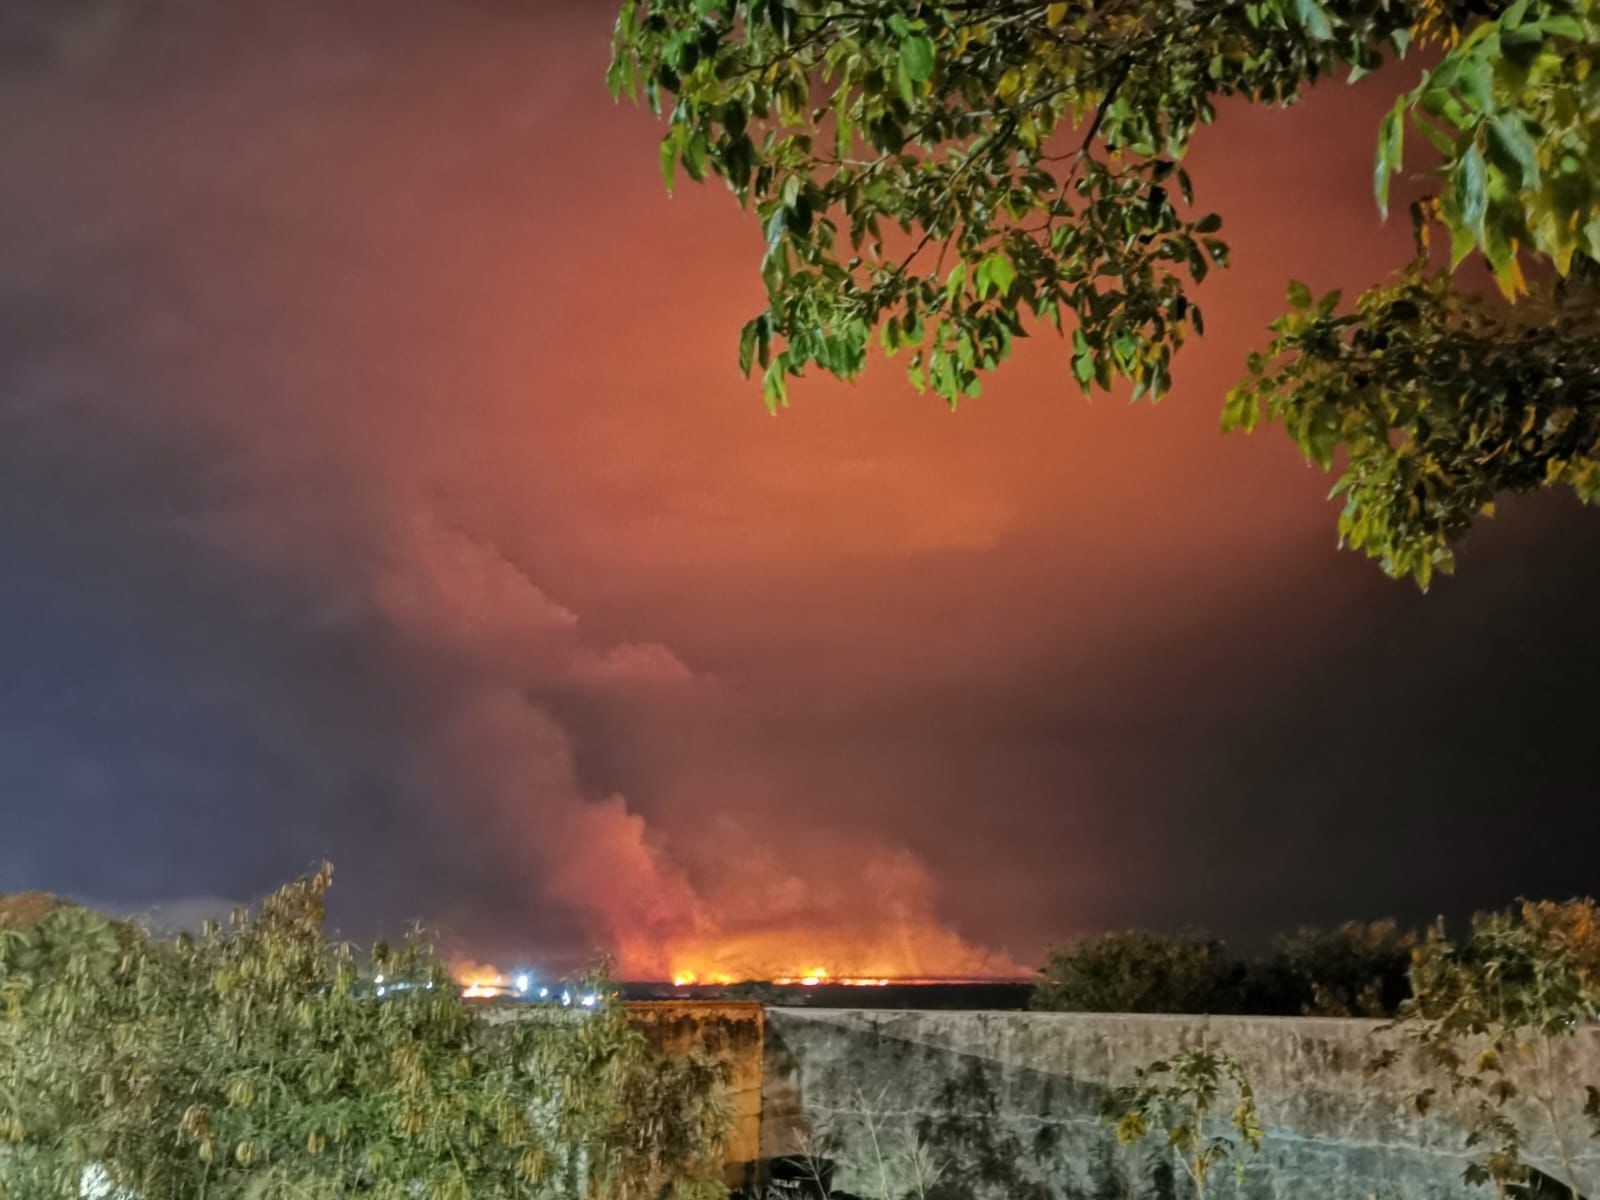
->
(0, 868), (730, 1200)
(609, 0), (1600, 585)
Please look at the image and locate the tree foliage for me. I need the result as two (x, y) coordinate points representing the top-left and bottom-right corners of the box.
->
(610, 0), (1600, 585)
(1378, 898), (1600, 1198)
(1033, 930), (1244, 1015)
(1227, 243), (1600, 585)
(1033, 922), (1420, 1016)
(0, 868), (731, 1200)
(1259, 919), (1418, 1017)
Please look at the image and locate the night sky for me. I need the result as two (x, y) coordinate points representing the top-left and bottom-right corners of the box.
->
(3, 0), (1597, 979)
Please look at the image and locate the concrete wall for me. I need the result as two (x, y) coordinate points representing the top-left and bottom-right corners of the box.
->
(757, 1009), (1600, 1200)
(626, 1001), (766, 1188)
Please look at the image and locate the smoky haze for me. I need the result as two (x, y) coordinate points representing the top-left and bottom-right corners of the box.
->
(2, 0), (1597, 977)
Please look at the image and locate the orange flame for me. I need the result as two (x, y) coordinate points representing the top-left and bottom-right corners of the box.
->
(450, 957), (510, 999)
(665, 936), (1024, 986)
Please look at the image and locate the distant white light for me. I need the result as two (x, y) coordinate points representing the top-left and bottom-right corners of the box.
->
(538, 987), (550, 998)
(560, 990), (571, 1006)
(581, 993), (597, 1008)
(376, 985), (387, 997)
(374, 974), (385, 984)
(515, 973), (531, 994)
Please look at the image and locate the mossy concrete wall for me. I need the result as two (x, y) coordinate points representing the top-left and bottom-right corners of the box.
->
(757, 1009), (1600, 1200)
(625, 1001), (766, 1188)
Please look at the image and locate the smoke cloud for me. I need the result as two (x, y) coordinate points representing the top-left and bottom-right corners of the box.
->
(4, 0), (1597, 978)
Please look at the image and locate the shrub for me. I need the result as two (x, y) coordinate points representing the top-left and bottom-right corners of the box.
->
(0, 866), (730, 1200)
(1382, 898), (1600, 1200)
(0, 891), (73, 933)
(1033, 931), (1244, 1015)
(1250, 920), (1418, 1017)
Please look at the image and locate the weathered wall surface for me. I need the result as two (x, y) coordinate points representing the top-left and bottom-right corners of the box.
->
(625, 1001), (766, 1187)
(759, 1009), (1600, 1200)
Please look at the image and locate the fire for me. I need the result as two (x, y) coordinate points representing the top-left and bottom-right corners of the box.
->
(451, 957), (510, 999)
(656, 914), (1027, 986)
(670, 970), (737, 987)
(668, 947), (1005, 987)
(671, 966), (893, 988)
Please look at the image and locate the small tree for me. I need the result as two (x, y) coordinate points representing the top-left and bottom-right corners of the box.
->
(0, 866), (731, 1200)
(1102, 1045), (1264, 1200)
(1382, 899), (1600, 1199)
(1033, 930), (1243, 1015)
(1254, 919), (1418, 1017)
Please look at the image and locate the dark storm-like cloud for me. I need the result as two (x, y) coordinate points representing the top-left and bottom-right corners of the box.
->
(2, 0), (1595, 975)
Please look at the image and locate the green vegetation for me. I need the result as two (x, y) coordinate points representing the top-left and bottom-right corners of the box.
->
(0, 867), (730, 1200)
(1043, 902), (1599, 1197)
(1032, 930), (1244, 1016)
(1034, 920), (1416, 1016)
(1102, 1046), (1263, 1200)
(609, 0), (1600, 585)
(1255, 918), (1418, 1017)
(5, 876), (1595, 1200)
(1377, 899), (1600, 1199)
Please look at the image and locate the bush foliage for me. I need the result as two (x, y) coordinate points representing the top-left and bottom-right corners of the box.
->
(1033, 930), (1244, 1016)
(0, 867), (730, 1200)
(1035, 920), (1418, 1017)
(1382, 899), (1600, 1198)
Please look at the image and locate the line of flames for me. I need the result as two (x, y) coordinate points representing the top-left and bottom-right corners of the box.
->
(670, 970), (891, 987)
(453, 962), (1025, 999)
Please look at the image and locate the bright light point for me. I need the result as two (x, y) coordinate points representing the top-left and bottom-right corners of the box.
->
(581, 993), (597, 1007)
(374, 974), (384, 984)
(515, 973), (530, 993)
(560, 990), (571, 1006)
(376, 985), (386, 997)
(538, 987), (549, 998)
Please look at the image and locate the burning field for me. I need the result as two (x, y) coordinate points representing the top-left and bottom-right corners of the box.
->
(448, 845), (1030, 999)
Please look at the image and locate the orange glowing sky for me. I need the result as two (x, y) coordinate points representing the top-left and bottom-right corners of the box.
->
(2, 0), (1598, 976)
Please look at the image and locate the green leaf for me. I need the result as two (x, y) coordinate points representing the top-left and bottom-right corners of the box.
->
(680, 131), (707, 182)
(896, 59), (915, 106)
(1486, 114), (1539, 189)
(659, 131), (679, 191)
(1287, 280), (1313, 310)
(762, 359), (789, 411)
(1375, 99), (1405, 218)
(1294, 0), (1334, 41)
(978, 252), (1017, 298)
(1542, 15), (1587, 39)
(945, 261), (967, 304)
(1455, 142), (1488, 235)
(738, 320), (758, 376)
(899, 35), (935, 84)
(1458, 55), (1495, 113)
